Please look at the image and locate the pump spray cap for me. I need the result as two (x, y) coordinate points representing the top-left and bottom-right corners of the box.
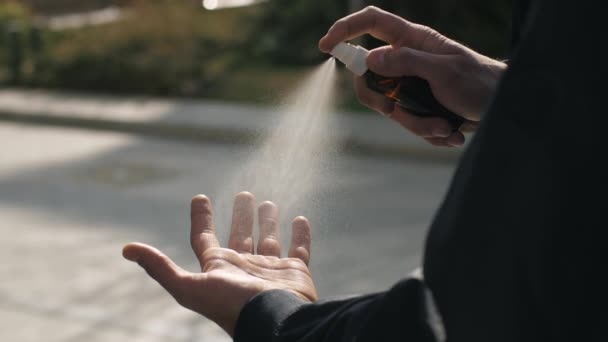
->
(330, 42), (370, 76)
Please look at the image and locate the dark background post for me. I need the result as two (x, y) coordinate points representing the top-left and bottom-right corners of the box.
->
(29, 23), (43, 78)
(7, 22), (23, 85)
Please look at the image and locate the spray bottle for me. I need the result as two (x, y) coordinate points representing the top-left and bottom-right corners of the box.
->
(331, 42), (464, 129)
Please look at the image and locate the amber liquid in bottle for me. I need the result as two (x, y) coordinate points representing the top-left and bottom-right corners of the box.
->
(364, 72), (464, 130)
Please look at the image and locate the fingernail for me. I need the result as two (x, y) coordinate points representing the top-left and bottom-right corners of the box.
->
(433, 126), (452, 137)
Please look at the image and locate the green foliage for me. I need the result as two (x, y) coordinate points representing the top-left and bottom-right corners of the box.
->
(20, 0), (116, 15)
(0, 1), (29, 23)
(5, 0), (513, 105)
(0, 2), (33, 83)
(0, 2), (30, 56)
(246, 0), (348, 66)
(38, 1), (258, 96)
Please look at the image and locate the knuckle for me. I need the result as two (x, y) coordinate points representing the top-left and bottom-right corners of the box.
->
(258, 241), (281, 256)
(414, 23), (440, 39)
(290, 250), (310, 266)
(260, 216), (278, 227)
(412, 24), (445, 51)
(332, 18), (347, 32)
(232, 238), (253, 253)
(159, 254), (174, 266)
(260, 237), (281, 249)
(422, 25), (438, 36)
(411, 23), (428, 33)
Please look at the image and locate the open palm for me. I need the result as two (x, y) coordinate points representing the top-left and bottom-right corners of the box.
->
(122, 192), (317, 336)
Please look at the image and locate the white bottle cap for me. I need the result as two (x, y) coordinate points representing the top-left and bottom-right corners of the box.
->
(330, 42), (370, 76)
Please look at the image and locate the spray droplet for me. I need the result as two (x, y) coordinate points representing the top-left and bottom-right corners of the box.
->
(211, 59), (338, 243)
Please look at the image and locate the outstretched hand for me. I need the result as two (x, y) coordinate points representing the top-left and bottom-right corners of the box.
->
(122, 192), (317, 336)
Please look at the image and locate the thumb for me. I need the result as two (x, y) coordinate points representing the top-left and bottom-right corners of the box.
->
(123, 242), (191, 299)
(366, 45), (439, 79)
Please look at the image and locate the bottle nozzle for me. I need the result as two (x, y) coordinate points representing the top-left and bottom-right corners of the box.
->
(330, 42), (369, 76)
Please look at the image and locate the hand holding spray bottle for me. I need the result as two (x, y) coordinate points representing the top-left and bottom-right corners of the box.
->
(330, 42), (464, 130)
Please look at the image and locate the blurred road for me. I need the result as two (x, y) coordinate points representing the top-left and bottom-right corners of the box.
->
(0, 88), (464, 162)
(0, 122), (456, 341)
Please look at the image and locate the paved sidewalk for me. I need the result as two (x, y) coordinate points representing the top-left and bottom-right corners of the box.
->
(0, 88), (464, 162)
(0, 123), (455, 341)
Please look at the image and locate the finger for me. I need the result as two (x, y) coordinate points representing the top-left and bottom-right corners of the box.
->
(354, 76), (454, 138)
(353, 75), (396, 116)
(257, 201), (281, 257)
(228, 191), (255, 254)
(288, 216), (311, 266)
(389, 105), (454, 138)
(446, 131), (466, 147)
(424, 137), (452, 147)
(459, 120), (479, 133)
(190, 195), (219, 261)
(367, 45), (442, 80)
(365, 46), (467, 138)
(319, 6), (422, 52)
(123, 242), (195, 301)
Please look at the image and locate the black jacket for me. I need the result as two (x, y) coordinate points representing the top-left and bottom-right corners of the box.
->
(234, 0), (608, 340)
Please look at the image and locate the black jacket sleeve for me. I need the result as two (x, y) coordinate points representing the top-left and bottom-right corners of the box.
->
(234, 278), (444, 342)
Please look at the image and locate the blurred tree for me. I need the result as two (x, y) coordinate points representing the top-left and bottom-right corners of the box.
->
(0, 1), (29, 21)
(19, 0), (116, 15)
(249, 0), (512, 65)
(37, 0), (258, 96)
(0, 2), (31, 84)
(246, 0), (349, 65)
(1, 0), (512, 103)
